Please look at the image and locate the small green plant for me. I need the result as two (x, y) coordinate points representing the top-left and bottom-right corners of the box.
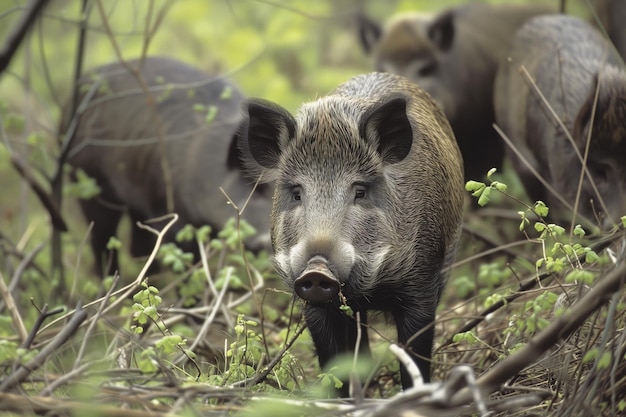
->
(64, 168), (101, 199)
(465, 168), (611, 361)
(158, 243), (194, 273)
(465, 168), (508, 206)
(207, 315), (266, 386)
(130, 281), (194, 373)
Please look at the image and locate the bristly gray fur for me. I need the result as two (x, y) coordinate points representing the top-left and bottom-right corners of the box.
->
(238, 71), (465, 393)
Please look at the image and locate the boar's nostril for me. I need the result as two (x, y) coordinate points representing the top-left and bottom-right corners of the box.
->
(294, 261), (340, 304)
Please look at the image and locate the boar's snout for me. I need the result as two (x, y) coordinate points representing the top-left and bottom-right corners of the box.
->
(294, 256), (340, 305)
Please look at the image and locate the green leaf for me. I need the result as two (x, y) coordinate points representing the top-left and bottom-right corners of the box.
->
(597, 351), (612, 369)
(533, 201), (549, 217)
(176, 224), (196, 242)
(106, 237), (122, 251)
(65, 169), (101, 199)
(220, 85), (233, 100)
(548, 224), (565, 236)
(573, 224), (586, 237)
(492, 181), (507, 191)
(477, 186), (491, 206)
(339, 304), (353, 317)
(205, 105), (218, 124)
(452, 331), (477, 344)
(565, 269), (595, 284)
(585, 250), (600, 264)
(138, 349), (158, 373)
(465, 180), (485, 192)
(156, 335), (185, 354)
(196, 225), (212, 242)
(583, 347), (599, 363)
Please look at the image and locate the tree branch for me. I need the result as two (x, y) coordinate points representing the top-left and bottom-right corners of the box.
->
(0, 0), (50, 74)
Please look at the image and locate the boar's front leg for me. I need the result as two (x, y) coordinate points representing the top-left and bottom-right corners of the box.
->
(394, 309), (436, 387)
(303, 304), (370, 396)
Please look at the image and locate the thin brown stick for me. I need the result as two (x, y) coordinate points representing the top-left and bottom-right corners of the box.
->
(0, 0), (50, 74)
(0, 303), (88, 392)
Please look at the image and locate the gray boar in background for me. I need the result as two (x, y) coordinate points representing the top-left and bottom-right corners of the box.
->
(494, 15), (626, 229)
(237, 72), (464, 395)
(357, 3), (552, 183)
(65, 56), (272, 276)
(592, 0), (626, 60)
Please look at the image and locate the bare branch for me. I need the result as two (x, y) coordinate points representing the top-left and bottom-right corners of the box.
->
(0, 303), (88, 392)
(0, 0), (50, 74)
(451, 259), (626, 406)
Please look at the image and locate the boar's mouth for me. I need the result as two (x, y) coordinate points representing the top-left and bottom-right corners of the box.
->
(293, 256), (340, 305)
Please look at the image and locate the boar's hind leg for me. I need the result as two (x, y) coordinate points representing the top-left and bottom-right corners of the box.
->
(304, 305), (370, 396)
(78, 197), (123, 278)
(394, 311), (435, 387)
(128, 210), (158, 260)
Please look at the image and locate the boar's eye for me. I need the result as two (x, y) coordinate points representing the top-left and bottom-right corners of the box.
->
(291, 187), (302, 202)
(417, 61), (436, 77)
(354, 185), (368, 200)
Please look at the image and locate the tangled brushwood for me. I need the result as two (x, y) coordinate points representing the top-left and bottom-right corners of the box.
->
(0, 171), (624, 417)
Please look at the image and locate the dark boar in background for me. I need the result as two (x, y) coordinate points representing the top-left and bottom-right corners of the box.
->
(592, 0), (626, 60)
(357, 3), (551, 182)
(238, 72), (464, 395)
(494, 15), (626, 228)
(64, 56), (271, 276)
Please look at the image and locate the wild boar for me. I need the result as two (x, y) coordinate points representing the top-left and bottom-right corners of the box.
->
(237, 72), (464, 395)
(592, 0), (626, 60)
(494, 15), (626, 228)
(357, 3), (552, 182)
(65, 56), (272, 276)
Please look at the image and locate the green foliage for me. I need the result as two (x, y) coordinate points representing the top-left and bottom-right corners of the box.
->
(504, 291), (558, 342)
(158, 243), (194, 273)
(466, 168), (508, 206)
(106, 236), (122, 251)
(452, 331), (479, 345)
(0, 340), (21, 363)
(205, 105), (219, 125)
(339, 304), (354, 317)
(582, 347), (612, 370)
(64, 168), (101, 199)
(207, 315), (263, 385)
(450, 275), (475, 299)
(317, 368), (344, 391)
(450, 262), (512, 300)
(131, 282), (163, 332)
(463, 172), (611, 365)
(484, 292), (506, 309)
(217, 218), (258, 251)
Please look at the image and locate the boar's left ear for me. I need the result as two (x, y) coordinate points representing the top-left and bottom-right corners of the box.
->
(238, 98), (296, 174)
(427, 10), (455, 52)
(357, 13), (382, 54)
(360, 96), (413, 164)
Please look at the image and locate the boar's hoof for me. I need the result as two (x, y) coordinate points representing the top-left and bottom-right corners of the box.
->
(294, 257), (340, 304)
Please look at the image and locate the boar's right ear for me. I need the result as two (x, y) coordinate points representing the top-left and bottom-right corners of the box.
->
(238, 98), (296, 174)
(427, 10), (455, 51)
(360, 96), (413, 164)
(357, 13), (382, 54)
